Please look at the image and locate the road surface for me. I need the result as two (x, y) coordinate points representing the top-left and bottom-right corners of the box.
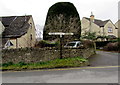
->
(2, 51), (119, 83)
(89, 51), (119, 66)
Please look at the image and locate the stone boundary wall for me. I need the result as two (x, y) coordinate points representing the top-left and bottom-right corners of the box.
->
(2, 47), (96, 64)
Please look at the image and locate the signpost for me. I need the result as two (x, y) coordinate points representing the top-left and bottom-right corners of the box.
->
(48, 32), (73, 59)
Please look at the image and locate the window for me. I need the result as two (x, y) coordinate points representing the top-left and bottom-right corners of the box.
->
(77, 43), (80, 47)
(30, 23), (32, 28)
(66, 42), (76, 46)
(5, 40), (13, 48)
(30, 34), (32, 40)
(108, 27), (113, 33)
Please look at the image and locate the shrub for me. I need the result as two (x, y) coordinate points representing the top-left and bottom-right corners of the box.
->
(103, 42), (119, 51)
(95, 41), (110, 49)
(82, 40), (95, 48)
(2, 62), (13, 67)
(36, 40), (59, 48)
(18, 62), (27, 67)
(81, 32), (96, 40)
(36, 40), (47, 48)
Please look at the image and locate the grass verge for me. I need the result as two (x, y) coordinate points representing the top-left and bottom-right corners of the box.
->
(1, 57), (89, 71)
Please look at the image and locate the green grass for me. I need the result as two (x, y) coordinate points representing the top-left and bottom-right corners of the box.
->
(1, 57), (89, 71)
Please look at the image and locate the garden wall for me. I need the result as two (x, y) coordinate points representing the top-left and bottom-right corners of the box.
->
(2, 47), (96, 64)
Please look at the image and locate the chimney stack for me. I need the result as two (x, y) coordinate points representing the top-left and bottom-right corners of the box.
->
(90, 12), (94, 22)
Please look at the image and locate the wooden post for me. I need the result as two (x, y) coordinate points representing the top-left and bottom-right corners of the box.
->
(60, 35), (62, 59)
(48, 32), (73, 59)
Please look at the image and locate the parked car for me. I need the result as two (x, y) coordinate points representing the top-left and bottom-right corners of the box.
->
(64, 41), (83, 48)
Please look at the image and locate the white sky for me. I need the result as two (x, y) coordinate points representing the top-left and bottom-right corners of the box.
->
(0, 0), (119, 38)
(0, 0), (119, 25)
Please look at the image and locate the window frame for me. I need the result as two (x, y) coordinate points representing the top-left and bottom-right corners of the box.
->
(108, 27), (113, 33)
(30, 23), (32, 28)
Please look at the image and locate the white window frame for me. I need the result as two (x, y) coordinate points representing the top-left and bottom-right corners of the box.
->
(30, 23), (32, 28)
(5, 40), (14, 48)
(108, 27), (113, 33)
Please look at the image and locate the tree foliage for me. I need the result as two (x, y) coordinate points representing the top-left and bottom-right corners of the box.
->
(81, 32), (96, 40)
(43, 14), (81, 43)
(43, 2), (81, 43)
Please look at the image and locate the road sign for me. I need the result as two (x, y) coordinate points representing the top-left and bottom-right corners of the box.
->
(48, 32), (74, 59)
(48, 32), (73, 37)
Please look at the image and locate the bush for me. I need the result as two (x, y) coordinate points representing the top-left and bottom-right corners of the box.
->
(82, 40), (95, 48)
(81, 32), (96, 40)
(103, 42), (119, 51)
(95, 41), (110, 49)
(36, 40), (47, 48)
(2, 62), (13, 67)
(36, 40), (59, 48)
(18, 62), (27, 67)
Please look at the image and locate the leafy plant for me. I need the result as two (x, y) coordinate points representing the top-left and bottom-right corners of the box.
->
(103, 42), (119, 51)
(18, 62), (27, 67)
(36, 40), (59, 48)
(82, 40), (94, 48)
(2, 57), (89, 71)
(81, 32), (96, 40)
(2, 62), (13, 67)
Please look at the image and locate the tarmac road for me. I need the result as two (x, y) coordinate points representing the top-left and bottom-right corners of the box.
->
(2, 66), (119, 83)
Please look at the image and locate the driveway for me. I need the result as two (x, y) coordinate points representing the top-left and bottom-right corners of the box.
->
(88, 51), (119, 66)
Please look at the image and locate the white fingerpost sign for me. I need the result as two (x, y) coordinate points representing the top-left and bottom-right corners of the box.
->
(48, 32), (74, 59)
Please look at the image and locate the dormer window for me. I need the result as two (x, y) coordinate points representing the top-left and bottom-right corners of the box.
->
(5, 40), (13, 48)
(108, 27), (113, 33)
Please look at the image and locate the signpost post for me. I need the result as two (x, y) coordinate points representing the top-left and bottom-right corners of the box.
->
(48, 32), (73, 59)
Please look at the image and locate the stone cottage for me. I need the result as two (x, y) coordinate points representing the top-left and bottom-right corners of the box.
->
(0, 21), (5, 49)
(0, 15), (36, 49)
(0, 21), (5, 35)
(115, 20), (119, 38)
(81, 13), (118, 41)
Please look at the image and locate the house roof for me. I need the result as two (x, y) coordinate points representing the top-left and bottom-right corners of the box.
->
(84, 17), (109, 27)
(115, 20), (120, 28)
(0, 15), (32, 38)
(2, 38), (8, 47)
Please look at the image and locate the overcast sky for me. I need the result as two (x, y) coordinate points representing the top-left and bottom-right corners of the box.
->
(0, 0), (119, 25)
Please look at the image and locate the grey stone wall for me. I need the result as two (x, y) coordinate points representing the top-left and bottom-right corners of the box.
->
(2, 47), (95, 64)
